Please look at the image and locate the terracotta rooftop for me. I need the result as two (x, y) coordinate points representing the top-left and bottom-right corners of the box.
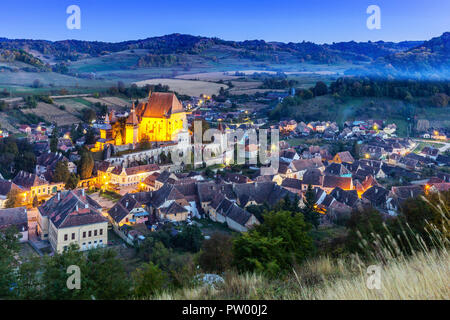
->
(137, 92), (184, 118)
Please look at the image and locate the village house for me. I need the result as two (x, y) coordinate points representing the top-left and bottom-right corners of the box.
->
(36, 151), (77, 177)
(106, 164), (160, 188)
(331, 151), (355, 164)
(108, 192), (152, 227)
(281, 178), (303, 196)
(0, 179), (23, 209)
(288, 158), (325, 179)
(12, 171), (64, 204)
(37, 189), (108, 253)
(0, 207), (28, 242)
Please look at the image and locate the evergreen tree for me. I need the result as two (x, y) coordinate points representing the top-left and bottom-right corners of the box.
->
(53, 160), (70, 183)
(78, 150), (94, 180)
(65, 173), (79, 190)
(32, 196), (38, 208)
(50, 127), (59, 153)
(302, 184), (320, 229)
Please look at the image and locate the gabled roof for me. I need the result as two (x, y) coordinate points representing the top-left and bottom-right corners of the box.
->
(0, 179), (22, 197)
(233, 182), (296, 207)
(362, 186), (389, 206)
(324, 163), (351, 176)
(302, 169), (324, 186)
(0, 207), (27, 229)
(323, 176), (353, 190)
(137, 92), (184, 118)
(36, 152), (68, 169)
(12, 171), (48, 190)
(335, 151), (355, 163)
(125, 164), (159, 175)
(281, 178), (302, 190)
(160, 201), (188, 216)
(108, 192), (151, 223)
(226, 204), (254, 226)
(330, 187), (359, 207)
(391, 185), (424, 202)
(39, 190), (106, 229)
(290, 158), (324, 172)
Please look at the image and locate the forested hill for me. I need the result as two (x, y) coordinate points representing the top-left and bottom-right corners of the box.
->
(0, 33), (423, 64)
(1, 32), (450, 79)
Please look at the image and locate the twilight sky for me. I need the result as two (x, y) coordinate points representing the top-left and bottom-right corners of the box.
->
(1, 0), (449, 43)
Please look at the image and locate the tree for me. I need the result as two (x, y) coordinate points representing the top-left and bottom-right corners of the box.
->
(132, 262), (166, 298)
(0, 227), (20, 298)
(256, 210), (313, 265)
(5, 189), (22, 208)
(431, 93), (449, 107)
(81, 108), (97, 123)
(314, 81), (328, 96)
(32, 196), (39, 208)
(40, 244), (90, 299)
(39, 245), (132, 300)
(345, 206), (386, 255)
(233, 209), (313, 276)
(198, 233), (233, 273)
(173, 224), (203, 253)
(85, 127), (96, 145)
(78, 149), (94, 180)
(50, 127), (59, 153)
(53, 160), (70, 183)
(84, 249), (131, 299)
(302, 184), (320, 229)
(398, 191), (449, 241)
(65, 173), (79, 190)
(14, 256), (42, 299)
(232, 231), (284, 277)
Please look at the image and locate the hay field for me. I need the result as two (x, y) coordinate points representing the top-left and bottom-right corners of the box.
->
(134, 79), (228, 97)
(83, 97), (130, 109)
(21, 102), (80, 126)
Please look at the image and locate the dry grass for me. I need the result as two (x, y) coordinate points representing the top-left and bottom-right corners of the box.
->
(305, 250), (449, 300)
(153, 248), (449, 300)
(153, 214), (449, 300)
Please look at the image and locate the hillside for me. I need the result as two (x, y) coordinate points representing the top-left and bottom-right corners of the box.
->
(0, 34), (427, 78)
(350, 33), (450, 79)
(156, 248), (449, 300)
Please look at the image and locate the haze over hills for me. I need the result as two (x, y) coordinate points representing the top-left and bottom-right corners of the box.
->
(0, 32), (449, 81)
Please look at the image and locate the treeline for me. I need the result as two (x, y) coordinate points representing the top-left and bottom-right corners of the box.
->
(0, 137), (36, 179)
(0, 49), (48, 71)
(329, 77), (450, 103)
(106, 82), (190, 101)
(107, 82), (170, 98)
(259, 77), (299, 89)
(137, 54), (182, 67)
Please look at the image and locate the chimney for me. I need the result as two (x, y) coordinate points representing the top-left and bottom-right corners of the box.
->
(76, 204), (79, 211)
(85, 203), (89, 209)
(57, 191), (61, 201)
(81, 189), (85, 197)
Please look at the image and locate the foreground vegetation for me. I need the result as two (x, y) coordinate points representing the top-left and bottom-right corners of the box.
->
(0, 191), (448, 300)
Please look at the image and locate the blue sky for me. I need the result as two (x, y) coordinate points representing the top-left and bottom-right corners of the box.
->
(1, 0), (449, 43)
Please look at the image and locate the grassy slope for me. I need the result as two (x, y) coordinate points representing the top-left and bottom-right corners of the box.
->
(155, 248), (449, 300)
